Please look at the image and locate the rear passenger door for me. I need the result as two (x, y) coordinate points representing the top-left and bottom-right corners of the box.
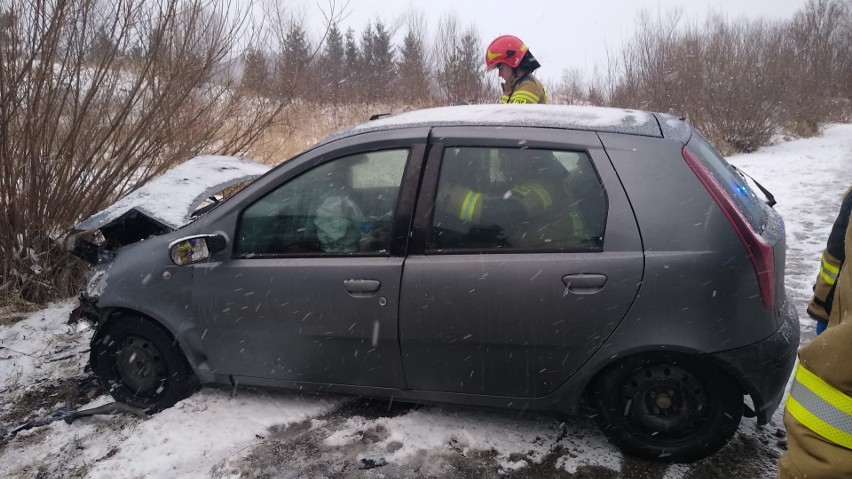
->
(399, 128), (643, 398)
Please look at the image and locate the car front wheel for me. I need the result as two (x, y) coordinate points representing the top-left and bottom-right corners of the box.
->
(590, 354), (743, 462)
(90, 314), (199, 412)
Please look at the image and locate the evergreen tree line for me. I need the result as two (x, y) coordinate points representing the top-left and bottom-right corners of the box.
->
(243, 0), (851, 153)
(240, 14), (493, 107)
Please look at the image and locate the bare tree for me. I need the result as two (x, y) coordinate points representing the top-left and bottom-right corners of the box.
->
(0, 0), (290, 304)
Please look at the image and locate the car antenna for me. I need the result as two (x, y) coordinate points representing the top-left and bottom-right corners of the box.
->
(369, 113), (391, 121)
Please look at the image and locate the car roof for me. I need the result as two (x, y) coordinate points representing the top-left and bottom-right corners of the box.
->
(319, 104), (669, 146)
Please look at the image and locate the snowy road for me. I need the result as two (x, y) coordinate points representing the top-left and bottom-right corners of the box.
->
(1, 125), (851, 478)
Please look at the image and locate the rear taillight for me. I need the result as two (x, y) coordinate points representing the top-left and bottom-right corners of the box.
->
(682, 146), (774, 310)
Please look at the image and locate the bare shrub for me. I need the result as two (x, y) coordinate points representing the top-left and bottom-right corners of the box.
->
(549, 68), (593, 105)
(607, 12), (788, 152)
(0, 0), (292, 306)
(783, 0), (852, 131)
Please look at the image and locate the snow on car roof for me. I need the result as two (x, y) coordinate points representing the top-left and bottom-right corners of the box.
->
(75, 155), (271, 231)
(320, 104), (661, 145)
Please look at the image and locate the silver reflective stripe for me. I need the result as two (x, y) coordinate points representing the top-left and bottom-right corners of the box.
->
(790, 378), (852, 435)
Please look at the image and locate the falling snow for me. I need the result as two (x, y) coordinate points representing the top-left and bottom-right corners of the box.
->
(0, 125), (850, 477)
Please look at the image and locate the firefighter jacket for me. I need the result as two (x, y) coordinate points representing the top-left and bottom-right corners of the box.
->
(778, 210), (852, 479)
(439, 176), (584, 249)
(500, 72), (547, 104)
(807, 186), (852, 322)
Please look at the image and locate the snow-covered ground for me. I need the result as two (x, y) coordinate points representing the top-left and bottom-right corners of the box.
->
(1, 124), (851, 478)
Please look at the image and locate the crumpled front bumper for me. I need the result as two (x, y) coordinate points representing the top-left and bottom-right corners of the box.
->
(68, 294), (100, 326)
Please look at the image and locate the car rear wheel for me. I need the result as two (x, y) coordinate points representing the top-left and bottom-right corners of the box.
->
(590, 354), (742, 462)
(90, 315), (199, 412)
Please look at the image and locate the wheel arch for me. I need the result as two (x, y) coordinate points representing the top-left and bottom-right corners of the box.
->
(92, 306), (215, 384)
(580, 348), (749, 406)
(580, 348), (747, 461)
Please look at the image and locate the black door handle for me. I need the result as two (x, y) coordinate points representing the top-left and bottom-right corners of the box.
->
(343, 279), (381, 296)
(562, 274), (607, 294)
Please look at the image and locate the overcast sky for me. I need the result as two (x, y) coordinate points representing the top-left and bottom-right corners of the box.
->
(295, 0), (811, 83)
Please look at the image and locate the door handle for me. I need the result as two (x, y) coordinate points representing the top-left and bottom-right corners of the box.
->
(562, 274), (607, 294)
(343, 279), (381, 296)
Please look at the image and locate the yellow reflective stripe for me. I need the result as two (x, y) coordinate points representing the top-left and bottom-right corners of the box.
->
(512, 184), (531, 196)
(821, 256), (840, 284)
(459, 191), (481, 221)
(500, 94), (510, 104)
(796, 363), (852, 415)
(513, 89), (540, 100)
(787, 363), (852, 449)
(526, 183), (552, 208)
(788, 397), (852, 450)
(570, 211), (584, 233)
(512, 91), (540, 103)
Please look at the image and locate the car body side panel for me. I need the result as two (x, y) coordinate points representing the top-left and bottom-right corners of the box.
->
(597, 132), (778, 351)
(192, 256), (407, 388)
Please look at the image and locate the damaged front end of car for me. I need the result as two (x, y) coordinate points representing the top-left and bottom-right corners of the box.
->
(65, 155), (271, 327)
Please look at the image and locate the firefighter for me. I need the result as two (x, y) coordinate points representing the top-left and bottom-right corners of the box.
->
(777, 208), (852, 478)
(437, 150), (585, 248)
(485, 35), (547, 104)
(807, 186), (852, 334)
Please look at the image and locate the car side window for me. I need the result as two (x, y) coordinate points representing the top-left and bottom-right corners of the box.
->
(429, 147), (606, 252)
(236, 149), (409, 256)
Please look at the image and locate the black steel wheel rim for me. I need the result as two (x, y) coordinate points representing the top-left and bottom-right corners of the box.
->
(620, 364), (710, 440)
(114, 335), (167, 398)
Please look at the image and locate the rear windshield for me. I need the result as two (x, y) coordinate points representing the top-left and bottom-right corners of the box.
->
(686, 133), (767, 232)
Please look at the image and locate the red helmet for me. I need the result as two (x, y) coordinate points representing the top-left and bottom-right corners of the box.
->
(485, 35), (528, 70)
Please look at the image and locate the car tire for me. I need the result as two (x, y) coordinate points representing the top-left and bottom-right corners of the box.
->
(590, 353), (742, 462)
(90, 314), (199, 412)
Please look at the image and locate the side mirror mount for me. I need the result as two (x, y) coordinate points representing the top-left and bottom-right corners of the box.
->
(169, 234), (227, 266)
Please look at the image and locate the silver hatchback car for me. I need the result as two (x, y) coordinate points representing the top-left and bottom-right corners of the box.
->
(69, 104), (799, 462)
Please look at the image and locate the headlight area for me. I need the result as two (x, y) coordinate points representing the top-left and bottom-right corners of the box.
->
(67, 263), (111, 327)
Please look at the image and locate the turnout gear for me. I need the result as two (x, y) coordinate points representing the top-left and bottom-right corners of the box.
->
(807, 186), (852, 329)
(439, 170), (585, 249)
(778, 209), (852, 478)
(443, 181), (553, 224)
(500, 72), (547, 104)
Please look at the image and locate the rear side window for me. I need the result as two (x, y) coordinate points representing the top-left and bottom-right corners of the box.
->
(686, 133), (766, 231)
(429, 147), (607, 252)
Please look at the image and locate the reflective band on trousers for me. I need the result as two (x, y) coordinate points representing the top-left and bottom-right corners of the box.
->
(459, 191), (482, 222)
(821, 255), (840, 285)
(787, 363), (852, 450)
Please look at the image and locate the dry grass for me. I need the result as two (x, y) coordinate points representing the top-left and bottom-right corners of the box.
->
(0, 295), (41, 326)
(242, 102), (410, 165)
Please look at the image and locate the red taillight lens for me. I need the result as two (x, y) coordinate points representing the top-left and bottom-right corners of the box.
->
(682, 146), (775, 310)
